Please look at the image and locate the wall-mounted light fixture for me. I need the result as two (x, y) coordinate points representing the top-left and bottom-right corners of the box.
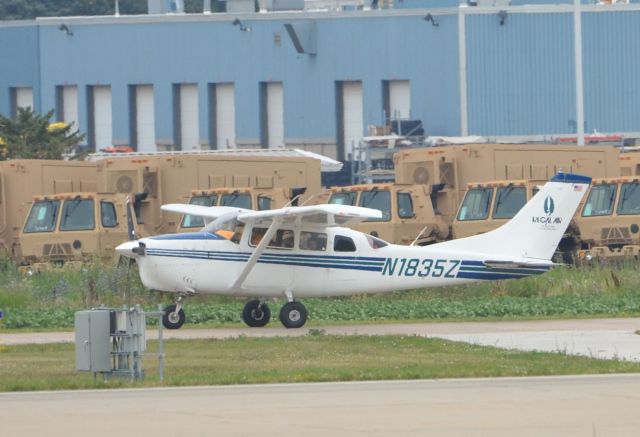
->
(498, 10), (508, 26)
(232, 18), (251, 32)
(58, 24), (73, 36)
(424, 13), (439, 27)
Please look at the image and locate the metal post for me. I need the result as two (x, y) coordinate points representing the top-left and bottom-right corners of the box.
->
(158, 304), (164, 382)
(574, 0), (585, 146)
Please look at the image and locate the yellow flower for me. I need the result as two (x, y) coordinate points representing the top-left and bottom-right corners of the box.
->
(47, 122), (67, 132)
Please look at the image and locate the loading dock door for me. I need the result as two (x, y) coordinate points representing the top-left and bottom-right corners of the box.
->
(62, 86), (79, 130)
(180, 84), (199, 150)
(136, 85), (155, 152)
(93, 86), (112, 149)
(15, 87), (33, 111)
(266, 82), (284, 148)
(216, 84), (236, 149)
(342, 81), (363, 160)
(389, 80), (410, 121)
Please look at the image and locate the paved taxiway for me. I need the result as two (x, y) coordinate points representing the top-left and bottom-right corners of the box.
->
(1, 374), (639, 436)
(3, 318), (640, 360)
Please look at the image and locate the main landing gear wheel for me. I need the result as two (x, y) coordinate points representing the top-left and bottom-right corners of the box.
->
(279, 301), (308, 329)
(242, 300), (271, 327)
(162, 304), (186, 329)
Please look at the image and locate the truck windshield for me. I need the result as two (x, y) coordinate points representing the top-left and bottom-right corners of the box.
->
(23, 200), (60, 233)
(328, 192), (356, 206)
(582, 184), (616, 217)
(221, 193), (251, 209)
(182, 195), (217, 228)
(457, 188), (493, 221)
(360, 190), (391, 222)
(493, 186), (526, 219)
(60, 199), (95, 231)
(617, 183), (640, 215)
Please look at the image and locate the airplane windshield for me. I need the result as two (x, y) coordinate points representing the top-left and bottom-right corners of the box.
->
(582, 184), (616, 217)
(328, 192), (356, 206)
(457, 188), (492, 221)
(366, 234), (389, 249)
(617, 183), (640, 215)
(493, 186), (526, 219)
(60, 199), (95, 231)
(182, 195), (217, 228)
(23, 200), (60, 233)
(360, 190), (391, 222)
(221, 193), (252, 209)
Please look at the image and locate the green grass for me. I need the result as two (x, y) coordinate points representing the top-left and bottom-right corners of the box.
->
(2, 257), (640, 330)
(1, 335), (640, 392)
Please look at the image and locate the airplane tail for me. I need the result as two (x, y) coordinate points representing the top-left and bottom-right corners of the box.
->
(436, 172), (591, 261)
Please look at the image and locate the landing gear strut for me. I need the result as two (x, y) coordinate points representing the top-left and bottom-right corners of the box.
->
(279, 301), (308, 329)
(163, 298), (186, 330)
(242, 299), (271, 327)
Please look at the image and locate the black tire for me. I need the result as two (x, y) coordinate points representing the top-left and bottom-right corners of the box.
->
(162, 304), (186, 329)
(242, 300), (271, 327)
(279, 301), (308, 329)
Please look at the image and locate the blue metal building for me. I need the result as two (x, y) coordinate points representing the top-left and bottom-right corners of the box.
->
(1, 1), (640, 161)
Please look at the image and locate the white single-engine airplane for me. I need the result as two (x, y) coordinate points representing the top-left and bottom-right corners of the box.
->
(117, 172), (590, 329)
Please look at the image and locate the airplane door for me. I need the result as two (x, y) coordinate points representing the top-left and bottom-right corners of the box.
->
(294, 230), (329, 296)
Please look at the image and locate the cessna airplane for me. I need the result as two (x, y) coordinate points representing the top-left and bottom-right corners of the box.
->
(116, 172), (590, 330)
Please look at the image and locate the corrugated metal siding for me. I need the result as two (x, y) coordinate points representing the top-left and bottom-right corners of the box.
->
(466, 12), (575, 136)
(582, 10), (640, 133)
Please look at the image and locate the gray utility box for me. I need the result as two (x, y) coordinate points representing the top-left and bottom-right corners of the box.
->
(75, 310), (112, 372)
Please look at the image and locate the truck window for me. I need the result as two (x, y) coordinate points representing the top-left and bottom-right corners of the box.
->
(60, 199), (95, 231)
(397, 192), (415, 219)
(334, 235), (356, 252)
(457, 188), (493, 221)
(360, 190), (391, 222)
(493, 186), (526, 219)
(617, 183), (640, 215)
(221, 193), (252, 209)
(257, 196), (272, 211)
(300, 231), (327, 251)
(182, 195), (217, 229)
(101, 201), (118, 228)
(23, 200), (60, 233)
(582, 184), (616, 217)
(328, 192), (356, 206)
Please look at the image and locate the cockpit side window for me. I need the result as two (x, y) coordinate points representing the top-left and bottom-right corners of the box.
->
(249, 227), (294, 249)
(300, 231), (327, 251)
(360, 190), (391, 222)
(60, 198), (95, 231)
(366, 234), (389, 249)
(457, 188), (493, 221)
(101, 201), (118, 228)
(617, 183), (640, 215)
(493, 186), (526, 219)
(182, 195), (217, 228)
(221, 193), (252, 209)
(24, 200), (60, 233)
(334, 235), (356, 252)
(582, 184), (616, 217)
(328, 192), (356, 206)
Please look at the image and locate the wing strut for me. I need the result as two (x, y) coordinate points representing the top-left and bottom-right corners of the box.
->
(230, 218), (283, 293)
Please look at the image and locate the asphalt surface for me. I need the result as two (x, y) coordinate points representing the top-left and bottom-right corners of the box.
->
(3, 318), (640, 360)
(1, 374), (639, 436)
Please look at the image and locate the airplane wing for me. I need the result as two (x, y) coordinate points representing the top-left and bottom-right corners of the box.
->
(161, 204), (252, 225)
(236, 204), (383, 227)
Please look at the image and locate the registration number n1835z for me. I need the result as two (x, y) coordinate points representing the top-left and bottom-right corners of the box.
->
(381, 258), (461, 278)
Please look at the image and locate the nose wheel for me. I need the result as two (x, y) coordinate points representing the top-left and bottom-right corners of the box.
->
(242, 299), (271, 327)
(162, 303), (186, 329)
(279, 301), (308, 329)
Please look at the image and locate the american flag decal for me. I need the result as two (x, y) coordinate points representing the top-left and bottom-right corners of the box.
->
(573, 185), (583, 192)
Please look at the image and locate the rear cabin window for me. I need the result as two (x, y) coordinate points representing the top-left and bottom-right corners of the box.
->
(493, 186), (526, 219)
(582, 184), (616, 217)
(334, 235), (356, 252)
(249, 227), (294, 249)
(617, 183), (640, 215)
(24, 200), (60, 233)
(101, 201), (118, 228)
(328, 192), (356, 206)
(457, 188), (493, 221)
(257, 196), (272, 211)
(397, 192), (415, 219)
(221, 193), (252, 209)
(360, 190), (391, 222)
(182, 195), (217, 228)
(60, 199), (95, 231)
(300, 231), (327, 251)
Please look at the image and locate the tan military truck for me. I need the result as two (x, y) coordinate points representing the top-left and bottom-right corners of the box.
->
(575, 176), (640, 262)
(177, 186), (300, 232)
(326, 183), (449, 245)
(394, 143), (620, 228)
(19, 192), (136, 269)
(0, 160), (98, 259)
